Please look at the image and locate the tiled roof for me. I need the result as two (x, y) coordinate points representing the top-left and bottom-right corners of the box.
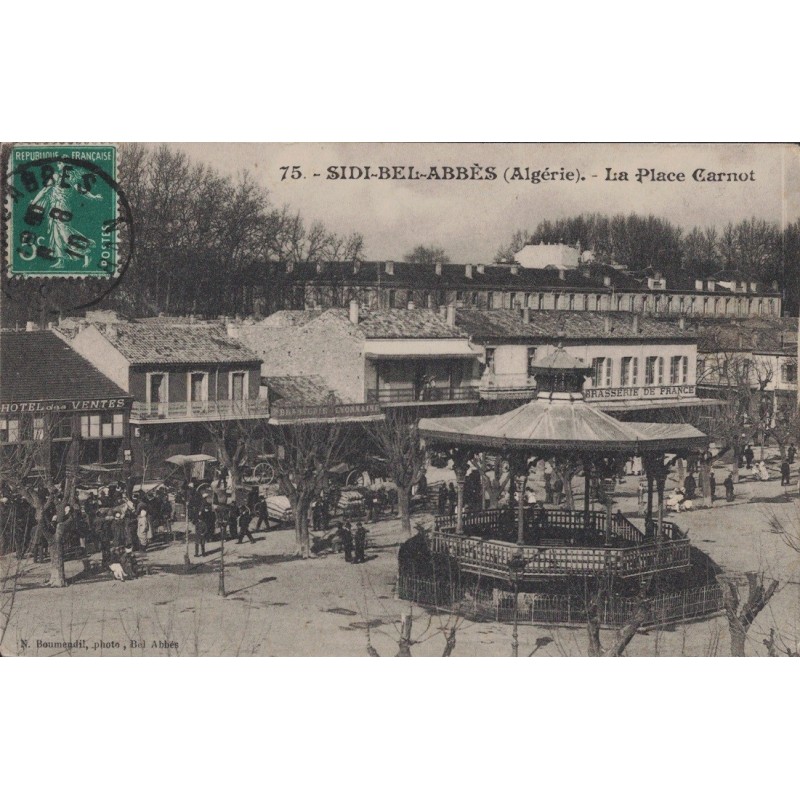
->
(339, 308), (466, 339)
(258, 310), (324, 328)
(92, 321), (261, 365)
(0, 331), (130, 403)
(455, 309), (696, 341)
(695, 319), (798, 354)
(262, 375), (342, 406)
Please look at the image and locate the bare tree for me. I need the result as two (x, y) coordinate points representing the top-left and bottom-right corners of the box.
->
(717, 572), (779, 656)
(265, 423), (348, 558)
(586, 585), (651, 657)
(0, 427), (77, 588)
(368, 411), (426, 537)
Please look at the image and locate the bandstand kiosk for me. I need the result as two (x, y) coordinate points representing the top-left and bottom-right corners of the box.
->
(404, 347), (723, 628)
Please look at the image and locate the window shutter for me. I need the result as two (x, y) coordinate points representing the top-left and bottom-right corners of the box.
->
(658, 357), (664, 384)
(633, 357), (638, 385)
(605, 358), (612, 386)
(682, 356), (688, 384)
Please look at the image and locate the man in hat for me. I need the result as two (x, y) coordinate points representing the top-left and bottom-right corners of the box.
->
(338, 521), (353, 562)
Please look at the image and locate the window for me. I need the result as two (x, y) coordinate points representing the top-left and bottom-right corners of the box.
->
(0, 417), (19, 443)
(487, 291), (495, 309)
(620, 357), (638, 386)
(670, 356), (681, 384)
(592, 357), (612, 387)
(616, 295), (623, 311)
(628, 296), (635, 312)
(189, 372), (208, 410)
(537, 293), (545, 310)
(595, 295), (602, 311)
(33, 416), (45, 440)
(53, 415), (73, 440)
(583, 295), (589, 311)
(230, 371), (247, 404)
(81, 412), (123, 439)
(645, 356), (663, 386)
(769, 299), (775, 315)
(681, 356), (689, 384)
(485, 348), (496, 374)
(147, 372), (168, 411)
(620, 357), (632, 386)
(781, 363), (797, 383)
(527, 347), (538, 376)
(524, 293), (531, 309)
(758, 299), (763, 316)
(554, 293), (561, 310)
(388, 289), (396, 308)
(568, 294), (575, 310)
(697, 358), (706, 378)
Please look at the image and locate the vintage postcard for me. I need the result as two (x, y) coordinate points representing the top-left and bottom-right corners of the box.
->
(1, 142), (799, 657)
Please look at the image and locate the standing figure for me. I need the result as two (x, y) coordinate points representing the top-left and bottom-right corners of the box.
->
(237, 505), (255, 544)
(254, 495), (270, 532)
(447, 482), (457, 516)
(339, 522), (353, 562)
(353, 522), (367, 564)
(788, 444), (796, 465)
(709, 472), (716, 503)
(723, 472), (735, 502)
(780, 459), (791, 486)
(744, 445), (754, 470)
(437, 484), (448, 516)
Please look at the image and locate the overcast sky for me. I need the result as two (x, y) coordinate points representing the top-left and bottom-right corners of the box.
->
(177, 143), (800, 263)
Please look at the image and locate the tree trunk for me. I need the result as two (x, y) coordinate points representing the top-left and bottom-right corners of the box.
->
(732, 445), (741, 482)
(729, 623), (747, 657)
(49, 523), (67, 588)
(294, 502), (310, 558)
(396, 613), (413, 656)
(397, 485), (412, 537)
(218, 521), (226, 597)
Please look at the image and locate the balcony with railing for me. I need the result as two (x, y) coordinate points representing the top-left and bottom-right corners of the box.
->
(131, 398), (271, 423)
(479, 371), (537, 399)
(366, 386), (480, 405)
(430, 507), (690, 580)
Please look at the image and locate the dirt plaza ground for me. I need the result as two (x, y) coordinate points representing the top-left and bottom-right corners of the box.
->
(3, 449), (800, 657)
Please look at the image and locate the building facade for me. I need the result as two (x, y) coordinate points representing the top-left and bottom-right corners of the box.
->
(61, 316), (269, 476)
(454, 309), (708, 418)
(268, 257), (781, 321)
(0, 330), (133, 484)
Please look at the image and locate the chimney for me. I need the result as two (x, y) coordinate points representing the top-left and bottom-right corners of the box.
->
(557, 268), (566, 281)
(707, 280), (715, 291)
(315, 261), (324, 274)
(385, 261), (394, 275)
(603, 275), (611, 287)
(510, 265), (519, 276)
(695, 279), (703, 291)
(352, 259), (361, 274)
(25, 320), (36, 331)
(446, 304), (456, 327)
(632, 314), (639, 334)
(286, 260), (295, 274)
(750, 281), (757, 293)
(435, 262), (442, 276)
(407, 301), (415, 310)
(465, 264), (473, 279)
(772, 280), (779, 292)
(522, 307), (531, 324)
(349, 300), (359, 324)
(476, 264), (485, 275)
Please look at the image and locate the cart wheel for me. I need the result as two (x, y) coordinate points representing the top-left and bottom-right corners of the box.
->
(346, 469), (363, 486)
(254, 462), (275, 486)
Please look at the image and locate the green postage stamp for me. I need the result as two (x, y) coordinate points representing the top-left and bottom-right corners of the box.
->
(6, 144), (118, 277)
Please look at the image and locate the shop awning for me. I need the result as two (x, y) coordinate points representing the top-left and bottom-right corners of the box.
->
(364, 339), (476, 359)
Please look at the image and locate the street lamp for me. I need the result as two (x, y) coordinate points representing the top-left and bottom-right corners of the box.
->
(507, 552), (527, 657)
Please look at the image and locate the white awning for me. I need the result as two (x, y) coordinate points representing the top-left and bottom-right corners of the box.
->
(364, 339), (476, 359)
